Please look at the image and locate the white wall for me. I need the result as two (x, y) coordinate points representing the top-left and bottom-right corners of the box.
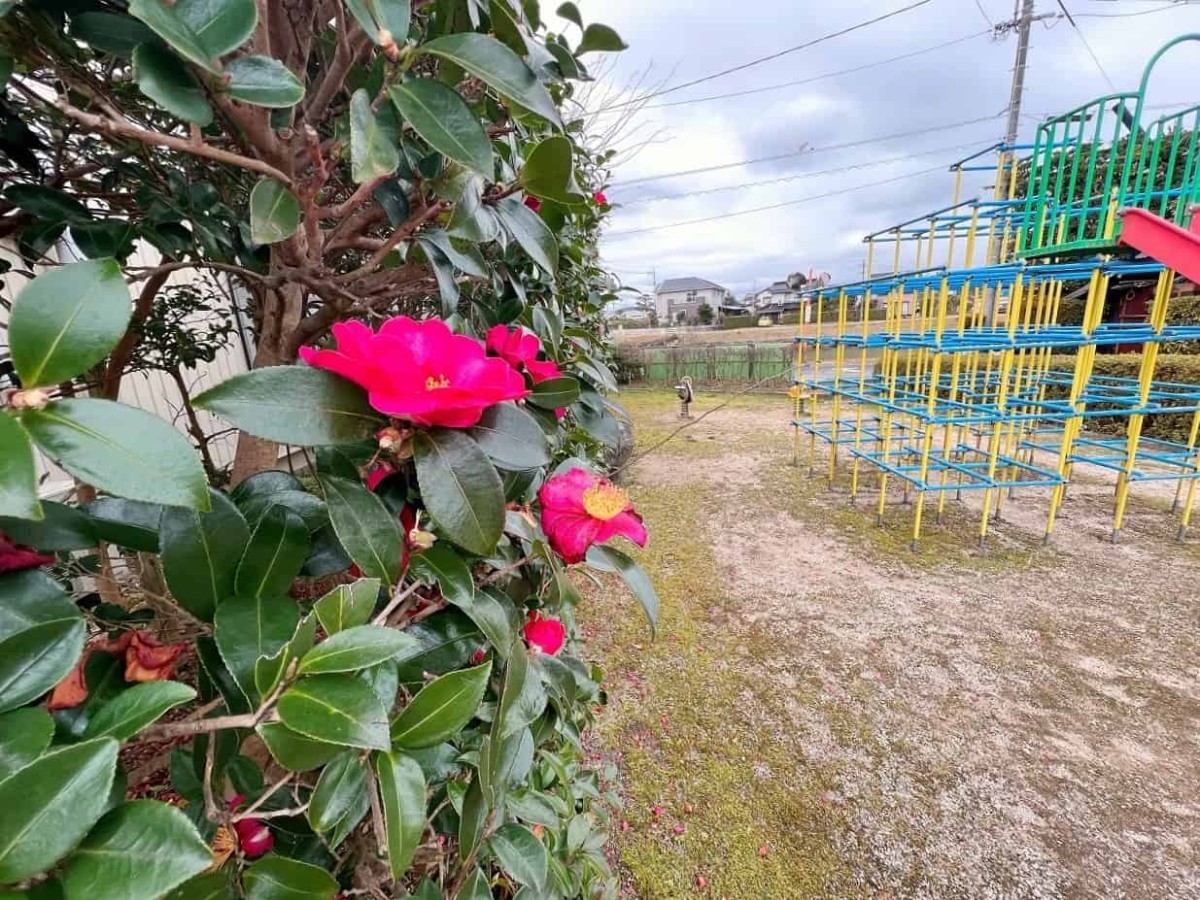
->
(0, 241), (252, 500)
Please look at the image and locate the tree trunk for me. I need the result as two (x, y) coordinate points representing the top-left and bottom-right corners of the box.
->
(230, 282), (305, 485)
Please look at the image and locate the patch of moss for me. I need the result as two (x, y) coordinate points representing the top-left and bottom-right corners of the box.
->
(583, 481), (866, 899)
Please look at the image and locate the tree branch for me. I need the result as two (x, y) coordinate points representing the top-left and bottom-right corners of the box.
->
(338, 200), (450, 283)
(31, 86), (296, 187)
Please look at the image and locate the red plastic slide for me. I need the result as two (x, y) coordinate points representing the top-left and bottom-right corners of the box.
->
(1118, 206), (1200, 283)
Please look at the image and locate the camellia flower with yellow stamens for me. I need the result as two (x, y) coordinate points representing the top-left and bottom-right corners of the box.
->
(537, 468), (647, 564)
(300, 317), (528, 428)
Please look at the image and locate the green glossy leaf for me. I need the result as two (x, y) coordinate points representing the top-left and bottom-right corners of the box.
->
(165, 872), (234, 900)
(350, 88), (398, 184)
(0, 738), (118, 882)
(457, 780), (488, 865)
(59, 800), (211, 900)
(0, 414), (40, 520)
(254, 613), (317, 697)
(3, 185), (91, 226)
(373, 750), (425, 880)
(587, 545), (658, 637)
(249, 178), (300, 245)
(133, 43), (213, 125)
(496, 640), (545, 739)
(72, 11), (157, 56)
(69, 221), (137, 261)
(195, 366), (383, 446)
(0, 708), (53, 781)
(238, 491), (328, 532)
(0, 500), (96, 550)
(225, 55), (305, 107)
(319, 475), (403, 589)
(391, 661), (490, 749)
(422, 229), (488, 278)
(277, 674), (390, 750)
(230, 471), (304, 501)
(409, 544), (474, 607)
(8, 259), (130, 388)
(373, 179), (410, 227)
(576, 22), (627, 54)
(161, 490), (250, 622)
(22, 399), (209, 511)
(468, 402), (550, 470)
(457, 588), (518, 661)
(506, 789), (561, 828)
(256, 722), (342, 772)
(242, 856), (338, 900)
(84, 680), (197, 741)
(420, 34), (561, 127)
(0, 618), (86, 714)
(360, 658), (398, 710)
(299, 625), (414, 675)
(85, 498), (163, 552)
(555, 2), (582, 27)
(413, 429), (504, 556)
(214, 594), (301, 700)
(236, 505), (309, 599)
(389, 80), (493, 177)
(308, 751), (368, 833)
(520, 136), (583, 204)
(369, 0), (410, 39)
(394, 609), (482, 684)
(527, 376), (580, 410)
(314, 578), (380, 635)
(479, 726), (533, 807)
(195, 636), (251, 715)
(496, 196), (558, 275)
(128, 0), (257, 73)
(488, 823), (548, 889)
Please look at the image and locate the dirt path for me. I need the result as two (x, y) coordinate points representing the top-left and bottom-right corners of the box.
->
(584, 390), (1200, 900)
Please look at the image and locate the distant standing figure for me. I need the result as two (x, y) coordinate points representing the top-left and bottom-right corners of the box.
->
(675, 376), (694, 419)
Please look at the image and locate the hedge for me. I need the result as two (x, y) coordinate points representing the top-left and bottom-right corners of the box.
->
(720, 314), (756, 330)
(1046, 353), (1200, 443)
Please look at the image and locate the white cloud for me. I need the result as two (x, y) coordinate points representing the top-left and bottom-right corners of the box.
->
(581, 0), (1196, 294)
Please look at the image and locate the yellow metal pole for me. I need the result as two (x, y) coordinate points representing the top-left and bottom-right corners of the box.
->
(978, 275), (1026, 544)
(911, 280), (951, 550)
(1112, 269), (1175, 541)
(828, 291), (850, 484)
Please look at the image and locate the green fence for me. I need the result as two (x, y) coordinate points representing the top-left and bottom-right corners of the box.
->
(615, 343), (794, 387)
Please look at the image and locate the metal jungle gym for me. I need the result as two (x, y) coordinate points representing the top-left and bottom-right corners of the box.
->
(791, 36), (1200, 550)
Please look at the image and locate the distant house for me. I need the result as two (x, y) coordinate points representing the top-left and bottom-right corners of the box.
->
(655, 277), (728, 325)
(754, 280), (800, 310)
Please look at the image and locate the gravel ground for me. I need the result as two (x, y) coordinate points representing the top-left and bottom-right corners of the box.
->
(597, 390), (1200, 900)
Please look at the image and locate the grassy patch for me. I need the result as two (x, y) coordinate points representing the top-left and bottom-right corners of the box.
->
(582, 480), (866, 899)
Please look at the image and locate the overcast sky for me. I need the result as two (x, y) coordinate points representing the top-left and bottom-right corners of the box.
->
(572, 0), (1199, 299)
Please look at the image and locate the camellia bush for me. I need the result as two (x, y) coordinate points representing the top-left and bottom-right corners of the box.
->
(0, 0), (655, 897)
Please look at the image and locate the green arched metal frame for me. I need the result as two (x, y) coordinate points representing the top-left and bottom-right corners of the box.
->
(1017, 34), (1200, 260)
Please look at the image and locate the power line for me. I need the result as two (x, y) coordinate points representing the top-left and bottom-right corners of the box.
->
(973, 0), (996, 26)
(622, 139), (993, 205)
(603, 0), (933, 110)
(1075, 3), (1195, 19)
(1055, 0), (1117, 90)
(606, 163), (949, 239)
(609, 30), (992, 114)
(612, 114), (1003, 188)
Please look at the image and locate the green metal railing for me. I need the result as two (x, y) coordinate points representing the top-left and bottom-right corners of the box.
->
(1018, 34), (1200, 259)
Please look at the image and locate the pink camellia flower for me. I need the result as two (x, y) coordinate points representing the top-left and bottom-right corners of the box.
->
(593, 191), (608, 206)
(300, 317), (528, 429)
(486, 324), (542, 371)
(524, 195), (542, 213)
(0, 532), (54, 574)
(538, 468), (647, 564)
(523, 610), (566, 655)
(229, 796), (274, 859)
(525, 358), (564, 385)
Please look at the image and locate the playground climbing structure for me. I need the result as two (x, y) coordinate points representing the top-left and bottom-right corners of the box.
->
(791, 36), (1200, 549)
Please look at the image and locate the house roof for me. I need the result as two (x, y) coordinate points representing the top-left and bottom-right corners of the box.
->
(656, 277), (726, 294)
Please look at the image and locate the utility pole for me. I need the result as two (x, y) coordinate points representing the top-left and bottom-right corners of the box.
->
(987, 0), (1054, 318)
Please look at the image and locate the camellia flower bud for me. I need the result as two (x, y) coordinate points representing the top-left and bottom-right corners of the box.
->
(377, 426), (404, 450)
(6, 388), (51, 411)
